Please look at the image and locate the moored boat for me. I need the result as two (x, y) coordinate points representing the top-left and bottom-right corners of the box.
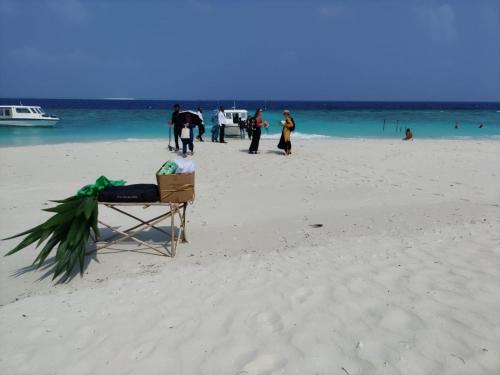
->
(211, 108), (248, 137)
(0, 105), (59, 127)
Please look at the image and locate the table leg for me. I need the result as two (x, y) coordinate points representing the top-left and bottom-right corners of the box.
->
(181, 203), (188, 243)
(171, 204), (176, 257)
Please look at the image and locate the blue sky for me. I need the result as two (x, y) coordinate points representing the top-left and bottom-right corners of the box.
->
(0, 0), (499, 101)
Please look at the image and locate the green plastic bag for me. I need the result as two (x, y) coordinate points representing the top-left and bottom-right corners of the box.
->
(159, 161), (177, 175)
(77, 175), (126, 197)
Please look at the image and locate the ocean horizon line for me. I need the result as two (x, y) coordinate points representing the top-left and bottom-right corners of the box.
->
(1, 97), (500, 104)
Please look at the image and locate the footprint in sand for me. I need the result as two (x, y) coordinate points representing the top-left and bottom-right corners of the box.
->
(70, 325), (97, 349)
(128, 340), (158, 360)
(290, 287), (313, 304)
(379, 308), (424, 332)
(239, 354), (288, 375)
(247, 311), (284, 333)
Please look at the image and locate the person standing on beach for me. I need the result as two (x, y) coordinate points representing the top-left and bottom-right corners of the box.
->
(211, 120), (219, 142)
(180, 113), (196, 156)
(277, 109), (294, 155)
(249, 108), (268, 154)
(218, 106), (227, 143)
(169, 104), (182, 151)
(196, 107), (205, 142)
(238, 118), (246, 139)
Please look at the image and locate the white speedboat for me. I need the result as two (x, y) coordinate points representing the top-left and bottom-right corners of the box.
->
(0, 105), (59, 127)
(211, 108), (248, 137)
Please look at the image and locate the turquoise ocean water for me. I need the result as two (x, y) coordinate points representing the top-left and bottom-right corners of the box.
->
(0, 99), (499, 146)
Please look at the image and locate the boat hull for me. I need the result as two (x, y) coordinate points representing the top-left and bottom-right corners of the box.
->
(224, 125), (241, 137)
(0, 119), (59, 127)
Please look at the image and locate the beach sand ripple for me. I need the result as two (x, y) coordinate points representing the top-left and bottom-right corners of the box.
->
(1, 139), (499, 374)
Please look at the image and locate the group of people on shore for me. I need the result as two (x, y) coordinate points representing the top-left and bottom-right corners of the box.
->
(169, 104), (295, 157)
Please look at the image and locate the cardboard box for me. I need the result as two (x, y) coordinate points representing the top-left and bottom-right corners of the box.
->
(156, 171), (195, 203)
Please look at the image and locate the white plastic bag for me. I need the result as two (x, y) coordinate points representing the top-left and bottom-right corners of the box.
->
(174, 158), (195, 174)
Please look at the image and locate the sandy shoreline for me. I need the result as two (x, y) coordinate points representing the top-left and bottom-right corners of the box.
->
(1, 138), (499, 374)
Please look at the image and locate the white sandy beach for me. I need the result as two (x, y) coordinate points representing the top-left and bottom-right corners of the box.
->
(0, 138), (499, 375)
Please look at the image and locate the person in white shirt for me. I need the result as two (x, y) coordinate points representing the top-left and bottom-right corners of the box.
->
(218, 106), (227, 143)
(196, 107), (205, 142)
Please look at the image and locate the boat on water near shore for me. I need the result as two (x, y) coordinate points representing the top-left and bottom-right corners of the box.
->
(0, 105), (59, 127)
(211, 108), (248, 137)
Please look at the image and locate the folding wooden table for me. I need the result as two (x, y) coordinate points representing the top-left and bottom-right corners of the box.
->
(90, 202), (188, 257)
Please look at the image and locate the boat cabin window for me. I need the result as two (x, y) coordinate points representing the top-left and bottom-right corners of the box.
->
(30, 108), (37, 113)
(4, 109), (11, 116)
(15, 108), (31, 114)
(0, 109), (4, 116)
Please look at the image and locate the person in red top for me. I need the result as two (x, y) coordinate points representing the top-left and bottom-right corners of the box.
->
(248, 108), (268, 154)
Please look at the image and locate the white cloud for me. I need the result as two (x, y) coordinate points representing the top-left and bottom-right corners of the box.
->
(45, 0), (86, 24)
(414, 3), (456, 42)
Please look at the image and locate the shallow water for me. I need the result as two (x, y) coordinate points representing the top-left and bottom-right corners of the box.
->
(1, 99), (499, 146)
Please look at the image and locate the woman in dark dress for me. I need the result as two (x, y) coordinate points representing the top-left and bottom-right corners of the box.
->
(248, 108), (268, 154)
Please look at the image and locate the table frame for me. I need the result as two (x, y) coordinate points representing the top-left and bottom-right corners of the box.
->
(88, 202), (188, 257)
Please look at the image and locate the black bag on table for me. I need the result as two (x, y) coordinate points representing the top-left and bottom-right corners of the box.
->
(98, 184), (159, 203)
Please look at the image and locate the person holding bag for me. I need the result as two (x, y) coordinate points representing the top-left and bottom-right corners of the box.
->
(248, 108), (268, 154)
(277, 109), (294, 155)
(181, 113), (196, 157)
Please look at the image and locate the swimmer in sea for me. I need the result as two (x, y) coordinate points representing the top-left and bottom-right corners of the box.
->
(403, 128), (413, 141)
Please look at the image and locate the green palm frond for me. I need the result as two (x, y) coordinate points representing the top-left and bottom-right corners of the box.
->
(3, 176), (125, 282)
(3, 195), (99, 281)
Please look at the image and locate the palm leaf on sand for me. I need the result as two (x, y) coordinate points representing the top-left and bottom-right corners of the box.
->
(3, 195), (98, 281)
(3, 176), (125, 282)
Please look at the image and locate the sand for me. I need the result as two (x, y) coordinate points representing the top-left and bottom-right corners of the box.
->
(0, 138), (499, 374)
